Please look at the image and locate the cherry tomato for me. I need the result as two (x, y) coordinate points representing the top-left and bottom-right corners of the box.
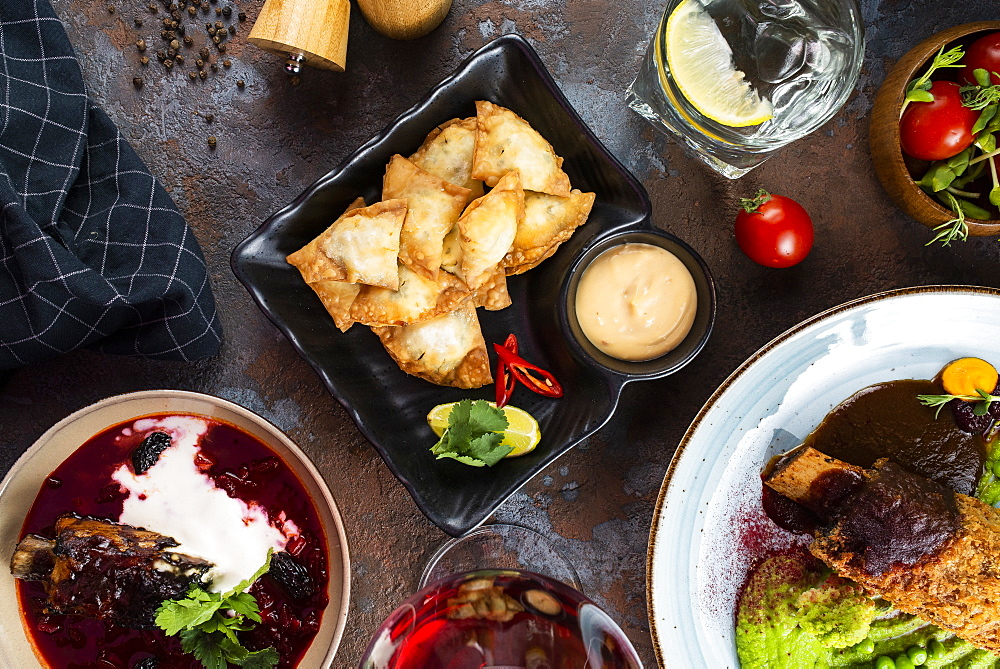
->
(899, 80), (978, 161)
(734, 190), (813, 268)
(960, 31), (1000, 85)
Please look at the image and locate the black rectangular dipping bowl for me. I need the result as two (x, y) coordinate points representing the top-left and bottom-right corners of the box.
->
(231, 34), (715, 537)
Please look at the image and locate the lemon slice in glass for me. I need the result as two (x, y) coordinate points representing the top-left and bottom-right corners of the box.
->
(665, 0), (773, 127)
(427, 402), (541, 458)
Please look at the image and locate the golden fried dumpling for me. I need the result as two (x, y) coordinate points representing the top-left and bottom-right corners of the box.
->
(349, 263), (471, 327)
(471, 101), (571, 197)
(309, 280), (361, 332)
(472, 265), (512, 311)
(504, 189), (595, 275)
(409, 117), (485, 202)
(286, 199), (407, 290)
(383, 155), (470, 280)
(371, 303), (492, 389)
(458, 170), (524, 290)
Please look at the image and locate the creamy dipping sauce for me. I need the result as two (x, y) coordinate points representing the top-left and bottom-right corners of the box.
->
(574, 243), (697, 361)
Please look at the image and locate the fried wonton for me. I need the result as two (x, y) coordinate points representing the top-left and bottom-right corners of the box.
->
(286, 199), (407, 290)
(504, 189), (596, 274)
(349, 263), (471, 327)
(309, 280), (361, 332)
(471, 101), (572, 197)
(458, 170), (524, 290)
(372, 303), (492, 389)
(472, 265), (512, 311)
(383, 155), (470, 280)
(409, 117), (485, 202)
(439, 223), (462, 276)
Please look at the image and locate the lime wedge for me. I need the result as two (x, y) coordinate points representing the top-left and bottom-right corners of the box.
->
(665, 0), (773, 127)
(426, 401), (541, 458)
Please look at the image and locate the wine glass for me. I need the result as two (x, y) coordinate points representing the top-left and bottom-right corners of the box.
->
(360, 523), (643, 668)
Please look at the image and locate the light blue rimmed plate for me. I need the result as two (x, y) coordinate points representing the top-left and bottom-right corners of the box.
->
(647, 285), (1000, 668)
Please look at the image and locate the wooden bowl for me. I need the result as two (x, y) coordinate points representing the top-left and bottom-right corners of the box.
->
(870, 21), (1000, 236)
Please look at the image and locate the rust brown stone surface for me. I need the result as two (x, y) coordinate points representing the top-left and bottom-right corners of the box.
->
(3, 0), (1000, 666)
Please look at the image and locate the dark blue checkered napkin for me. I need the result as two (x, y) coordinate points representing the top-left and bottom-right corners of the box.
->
(0, 0), (221, 370)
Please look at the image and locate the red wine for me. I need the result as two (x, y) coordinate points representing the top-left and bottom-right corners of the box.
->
(361, 569), (642, 669)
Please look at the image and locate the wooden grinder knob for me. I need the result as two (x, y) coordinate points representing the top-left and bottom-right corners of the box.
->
(356, 0), (453, 40)
(248, 0), (350, 72)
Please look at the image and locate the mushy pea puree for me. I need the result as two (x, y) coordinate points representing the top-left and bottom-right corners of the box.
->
(736, 552), (999, 668)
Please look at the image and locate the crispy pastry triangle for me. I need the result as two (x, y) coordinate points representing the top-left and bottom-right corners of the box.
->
(409, 117), (485, 202)
(458, 170), (524, 290)
(286, 199), (407, 290)
(383, 155), (470, 280)
(504, 189), (595, 274)
(471, 101), (572, 196)
(350, 263), (471, 326)
(372, 302), (492, 389)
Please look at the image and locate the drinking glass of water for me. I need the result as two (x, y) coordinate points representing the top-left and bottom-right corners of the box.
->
(627, 0), (865, 178)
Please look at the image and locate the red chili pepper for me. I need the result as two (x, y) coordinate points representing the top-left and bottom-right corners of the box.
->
(493, 336), (563, 400)
(495, 334), (519, 408)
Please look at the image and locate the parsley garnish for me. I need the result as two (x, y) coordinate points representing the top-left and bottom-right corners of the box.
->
(430, 399), (512, 467)
(155, 551), (279, 669)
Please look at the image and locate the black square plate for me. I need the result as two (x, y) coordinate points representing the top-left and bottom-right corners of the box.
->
(231, 34), (714, 536)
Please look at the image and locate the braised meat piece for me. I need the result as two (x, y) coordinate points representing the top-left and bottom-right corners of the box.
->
(766, 446), (1000, 653)
(10, 516), (212, 629)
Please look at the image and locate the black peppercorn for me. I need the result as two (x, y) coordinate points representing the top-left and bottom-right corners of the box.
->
(212, 35), (221, 44)
(187, 5), (196, 15)
(228, 24), (236, 35)
(168, 2), (178, 10)
(236, 79), (244, 88)
(148, 3), (157, 13)
(222, 59), (231, 68)
(200, 1), (209, 11)
(217, 42), (226, 52)
(205, 113), (214, 123)
(163, 58), (174, 69)
(175, 53), (185, 63)
(210, 62), (218, 72)
(136, 39), (147, 52)
(189, 71), (198, 80)
(222, 6), (231, 17)
(177, 23), (185, 35)
(140, 55), (150, 65)
(134, 16), (144, 27)
(167, 48), (177, 58)
(183, 35), (193, 46)
(195, 58), (204, 69)
(107, 5), (115, 14)
(169, 39), (180, 50)
(208, 136), (217, 148)
(132, 76), (143, 88)
(207, 27), (216, 36)
(156, 49), (166, 61)
(238, 11), (246, 21)
(199, 70), (207, 80)
(162, 17), (172, 27)
(215, 7), (222, 16)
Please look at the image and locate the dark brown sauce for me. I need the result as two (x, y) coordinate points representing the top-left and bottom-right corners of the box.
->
(802, 379), (984, 495)
(838, 461), (960, 575)
(16, 414), (329, 669)
(762, 379), (986, 536)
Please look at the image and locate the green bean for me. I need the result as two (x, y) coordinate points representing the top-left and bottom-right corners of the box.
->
(907, 645), (928, 665)
(876, 656), (896, 669)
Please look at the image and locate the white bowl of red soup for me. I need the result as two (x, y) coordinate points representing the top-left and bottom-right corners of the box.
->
(0, 390), (350, 669)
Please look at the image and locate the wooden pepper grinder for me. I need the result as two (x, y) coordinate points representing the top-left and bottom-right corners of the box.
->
(356, 0), (453, 40)
(248, 0), (351, 74)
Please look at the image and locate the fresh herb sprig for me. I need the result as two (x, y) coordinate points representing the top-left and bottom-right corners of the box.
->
(925, 191), (970, 246)
(430, 399), (512, 467)
(902, 45), (965, 112)
(155, 552), (279, 669)
(918, 388), (1000, 418)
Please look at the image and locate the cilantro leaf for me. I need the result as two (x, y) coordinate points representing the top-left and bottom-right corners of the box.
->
(429, 400), (512, 467)
(156, 551), (279, 669)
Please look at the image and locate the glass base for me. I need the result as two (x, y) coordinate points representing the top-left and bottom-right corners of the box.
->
(420, 524), (581, 592)
(626, 80), (769, 179)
